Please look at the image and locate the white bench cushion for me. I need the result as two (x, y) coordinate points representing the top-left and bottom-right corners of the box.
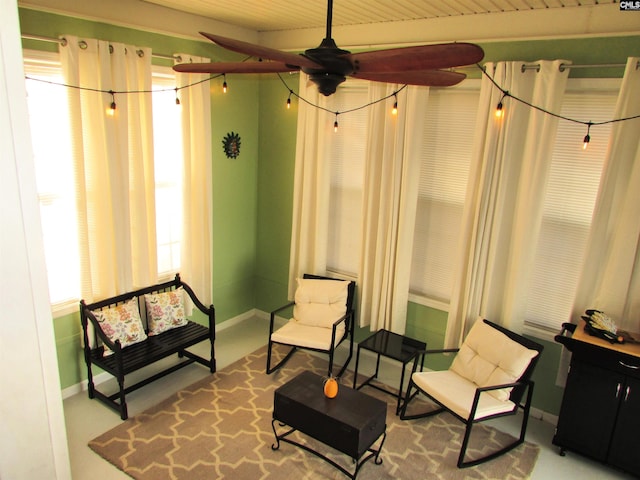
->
(412, 370), (516, 420)
(450, 320), (539, 401)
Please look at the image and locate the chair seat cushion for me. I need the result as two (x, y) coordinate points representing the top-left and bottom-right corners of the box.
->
(271, 319), (345, 351)
(412, 370), (516, 420)
(450, 320), (539, 401)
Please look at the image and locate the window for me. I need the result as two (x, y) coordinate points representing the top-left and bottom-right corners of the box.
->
(323, 81), (482, 291)
(152, 68), (183, 275)
(25, 52), (79, 308)
(24, 51), (184, 310)
(322, 76), (620, 336)
(524, 79), (620, 332)
(326, 81), (369, 277)
(410, 82), (480, 304)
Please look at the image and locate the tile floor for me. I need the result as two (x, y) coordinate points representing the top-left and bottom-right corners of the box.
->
(63, 316), (635, 479)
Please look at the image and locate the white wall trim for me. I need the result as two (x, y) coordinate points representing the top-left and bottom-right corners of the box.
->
(18, 0), (258, 43)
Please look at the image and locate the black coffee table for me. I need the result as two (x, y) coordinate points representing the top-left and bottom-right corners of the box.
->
(353, 329), (426, 414)
(272, 370), (387, 479)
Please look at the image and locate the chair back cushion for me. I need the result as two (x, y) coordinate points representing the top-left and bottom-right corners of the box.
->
(450, 319), (539, 401)
(293, 278), (349, 328)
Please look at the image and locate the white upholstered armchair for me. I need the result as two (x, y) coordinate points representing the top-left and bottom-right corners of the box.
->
(266, 274), (356, 377)
(400, 319), (543, 468)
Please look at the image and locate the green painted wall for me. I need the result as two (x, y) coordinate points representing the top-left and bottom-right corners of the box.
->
(19, 8), (260, 390)
(255, 76), (298, 311)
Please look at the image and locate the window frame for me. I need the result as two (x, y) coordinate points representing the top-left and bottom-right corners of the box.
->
(23, 50), (186, 316)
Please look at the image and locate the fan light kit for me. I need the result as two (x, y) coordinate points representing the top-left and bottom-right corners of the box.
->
(173, 0), (485, 96)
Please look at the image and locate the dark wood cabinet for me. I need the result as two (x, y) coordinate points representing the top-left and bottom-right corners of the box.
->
(554, 323), (640, 477)
(607, 375), (640, 475)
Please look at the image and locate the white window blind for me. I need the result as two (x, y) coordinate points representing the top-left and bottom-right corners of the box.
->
(326, 82), (369, 276)
(410, 82), (480, 302)
(24, 51), (80, 308)
(524, 79), (620, 331)
(152, 68), (183, 275)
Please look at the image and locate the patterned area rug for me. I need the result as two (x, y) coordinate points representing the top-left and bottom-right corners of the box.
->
(89, 346), (539, 479)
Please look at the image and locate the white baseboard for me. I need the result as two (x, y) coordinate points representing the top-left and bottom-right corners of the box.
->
(530, 407), (558, 426)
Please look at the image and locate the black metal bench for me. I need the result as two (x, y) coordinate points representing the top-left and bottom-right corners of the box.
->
(80, 274), (215, 420)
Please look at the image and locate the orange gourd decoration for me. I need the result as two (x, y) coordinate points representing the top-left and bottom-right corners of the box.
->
(323, 376), (339, 398)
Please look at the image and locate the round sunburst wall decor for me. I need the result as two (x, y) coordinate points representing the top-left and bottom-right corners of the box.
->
(222, 131), (241, 159)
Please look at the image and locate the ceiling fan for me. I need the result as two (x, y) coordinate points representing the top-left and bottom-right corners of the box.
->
(173, 0), (484, 96)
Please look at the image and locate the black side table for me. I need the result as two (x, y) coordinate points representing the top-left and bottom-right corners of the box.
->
(353, 329), (426, 415)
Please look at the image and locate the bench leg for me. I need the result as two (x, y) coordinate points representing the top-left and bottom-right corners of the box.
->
(117, 375), (128, 420)
(86, 363), (96, 399)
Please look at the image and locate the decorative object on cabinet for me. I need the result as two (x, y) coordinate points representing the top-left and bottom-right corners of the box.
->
(554, 321), (640, 477)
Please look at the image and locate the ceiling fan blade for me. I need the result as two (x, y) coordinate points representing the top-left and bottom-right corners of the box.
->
(351, 43), (484, 73)
(173, 61), (299, 74)
(351, 69), (467, 87)
(199, 32), (321, 69)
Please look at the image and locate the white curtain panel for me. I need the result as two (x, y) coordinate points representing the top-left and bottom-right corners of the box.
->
(357, 85), (426, 333)
(175, 54), (213, 306)
(445, 60), (569, 347)
(287, 73), (332, 299)
(572, 57), (640, 332)
(60, 36), (156, 302)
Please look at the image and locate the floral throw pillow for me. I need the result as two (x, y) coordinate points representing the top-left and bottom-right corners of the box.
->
(144, 287), (188, 336)
(92, 298), (147, 356)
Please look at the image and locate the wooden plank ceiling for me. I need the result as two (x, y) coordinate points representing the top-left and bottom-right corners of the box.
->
(142, 0), (616, 32)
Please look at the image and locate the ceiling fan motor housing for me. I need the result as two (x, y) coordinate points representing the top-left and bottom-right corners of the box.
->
(302, 37), (354, 96)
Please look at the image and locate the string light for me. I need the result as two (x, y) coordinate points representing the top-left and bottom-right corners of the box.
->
(222, 74), (228, 93)
(24, 64), (640, 148)
(107, 90), (116, 116)
(392, 94), (398, 115)
(495, 91), (509, 118)
(583, 123), (592, 150)
(25, 72), (223, 109)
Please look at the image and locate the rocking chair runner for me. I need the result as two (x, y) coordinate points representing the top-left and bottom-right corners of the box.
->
(266, 274), (356, 377)
(400, 319), (543, 468)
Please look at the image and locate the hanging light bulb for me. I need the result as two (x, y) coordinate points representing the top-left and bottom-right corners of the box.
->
(286, 92), (292, 109)
(107, 90), (116, 116)
(495, 91), (508, 118)
(222, 74), (228, 93)
(583, 123), (592, 150)
(334, 113), (339, 133)
(392, 94), (398, 115)
(175, 87), (181, 106)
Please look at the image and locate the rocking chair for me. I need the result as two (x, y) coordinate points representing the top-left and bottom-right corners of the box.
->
(400, 319), (543, 468)
(266, 274), (356, 377)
